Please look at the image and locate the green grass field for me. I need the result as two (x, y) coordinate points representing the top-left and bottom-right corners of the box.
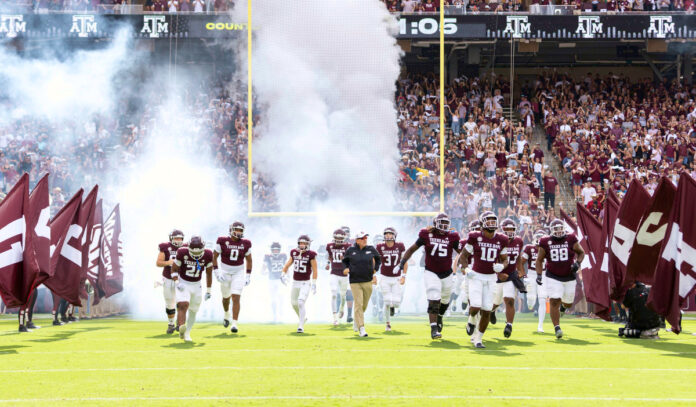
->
(1, 313), (696, 406)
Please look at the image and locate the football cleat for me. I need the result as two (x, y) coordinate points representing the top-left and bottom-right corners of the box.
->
(184, 333), (192, 342)
(359, 327), (368, 337)
(555, 326), (563, 339)
(61, 316), (69, 324)
(490, 312), (497, 325)
(231, 325), (238, 333)
(431, 326), (442, 339)
(166, 324), (176, 335)
(52, 319), (63, 326)
(68, 316), (77, 322)
(437, 315), (443, 333)
(223, 319), (230, 328)
(385, 323), (391, 332)
(296, 328), (304, 334)
(537, 327), (545, 333)
(474, 342), (486, 349)
(390, 307), (395, 317)
(18, 325), (28, 333)
(26, 321), (39, 330)
(347, 316), (353, 323)
(504, 323), (512, 338)
(179, 324), (186, 340)
(466, 322), (475, 336)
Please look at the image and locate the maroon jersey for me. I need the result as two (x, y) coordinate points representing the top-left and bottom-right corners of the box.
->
(464, 232), (508, 275)
(174, 248), (213, 283)
(290, 249), (317, 281)
(159, 242), (179, 279)
(325, 242), (350, 276)
(521, 244), (546, 274)
(501, 236), (524, 278)
(215, 237), (252, 268)
(539, 234), (579, 282)
(376, 242), (406, 277)
(416, 228), (461, 277)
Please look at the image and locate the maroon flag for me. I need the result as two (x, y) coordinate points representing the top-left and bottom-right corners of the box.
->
(99, 204), (123, 299)
(624, 178), (677, 287)
(27, 174), (51, 286)
(647, 174), (696, 334)
(78, 186), (98, 300)
(44, 189), (84, 306)
(86, 200), (103, 305)
(608, 180), (650, 301)
(575, 203), (602, 310)
(587, 196), (618, 321)
(0, 174), (39, 307)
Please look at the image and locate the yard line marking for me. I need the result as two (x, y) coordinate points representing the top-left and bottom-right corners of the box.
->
(3, 366), (696, 373)
(2, 395), (696, 403)
(4, 348), (696, 356)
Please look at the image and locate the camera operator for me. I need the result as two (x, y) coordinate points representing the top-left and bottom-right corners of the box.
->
(620, 282), (661, 339)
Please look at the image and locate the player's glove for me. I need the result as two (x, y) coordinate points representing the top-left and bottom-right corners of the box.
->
(245, 273), (251, 286)
(570, 261), (581, 275)
(280, 274), (288, 286)
(311, 280), (317, 294)
(536, 274), (543, 286)
(205, 288), (211, 301)
(493, 263), (504, 273)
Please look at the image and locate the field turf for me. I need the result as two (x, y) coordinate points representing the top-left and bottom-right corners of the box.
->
(1, 313), (695, 406)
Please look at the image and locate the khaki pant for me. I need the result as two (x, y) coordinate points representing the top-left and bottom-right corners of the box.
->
(350, 282), (373, 329)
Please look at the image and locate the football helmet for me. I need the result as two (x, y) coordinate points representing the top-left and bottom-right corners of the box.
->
(271, 242), (281, 254)
(169, 229), (184, 247)
(549, 219), (566, 239)
(479, 211), (498, 232)
(333, 229), (347, 244)
(383, 227), (397, 241)
(468, 220), (482, 233)
(188, 236), (205, 260)
(533, 230), (545, 246)
(501, 218), (517, 239)
(229, 221), (245, 239)
(297, 235), (311, 252)
(341, 226), (351, 238)
(374, 234), (385, 245)
(433, 213), (451, 233)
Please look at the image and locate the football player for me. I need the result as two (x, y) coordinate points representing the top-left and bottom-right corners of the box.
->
(213, 221), (252, 333)
(376, 227), (407, 332)
(371, 234), (385, 321)
(399, 213), (461, 339)
(171, 236), (213, 342)
(156, 229), (185, 334)
(491, 219), (524, 338)
(453, 220), (482, 315)
(325, 229), (350, 325)
(536, 219), (584, 339)
(281, 235), (318, 333)
(263, 242), (287, 323)
(341, 226), (355, 323)
(518, 229), (548, 332)
(458, 211), (509, 348)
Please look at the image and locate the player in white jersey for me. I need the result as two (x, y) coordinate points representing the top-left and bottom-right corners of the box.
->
(518, 229), (548, 332)
(263, 242), (287, 323)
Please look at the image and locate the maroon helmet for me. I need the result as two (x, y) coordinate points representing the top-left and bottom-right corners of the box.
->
(479, 211), (498, 232)
(383, 227), (397, 241)
(297, 235), (311, 251)
(501, 218), (517, 239)
(229, 221), (245, 239)
(432, 213), (450, 233)
(549, 219), (566, 239)
(169, 229), (184, 247)
(333, 229), (347, 244)
(188, 236), (205, 259)
(468, 220), (482, 233)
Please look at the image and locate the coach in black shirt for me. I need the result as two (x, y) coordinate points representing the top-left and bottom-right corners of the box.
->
(343, 231), (381, 337)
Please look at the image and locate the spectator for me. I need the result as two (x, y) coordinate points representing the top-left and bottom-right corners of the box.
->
(542, 169), (558, 210)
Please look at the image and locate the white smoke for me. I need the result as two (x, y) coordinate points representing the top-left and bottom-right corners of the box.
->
(232, 0), (403, 212)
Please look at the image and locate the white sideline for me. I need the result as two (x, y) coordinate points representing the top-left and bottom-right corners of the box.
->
(1, 395), (696, 403)
(2, 365), (696, 373)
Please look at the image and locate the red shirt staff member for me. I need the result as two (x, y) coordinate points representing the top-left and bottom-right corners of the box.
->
(342, 231), (381, 338)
